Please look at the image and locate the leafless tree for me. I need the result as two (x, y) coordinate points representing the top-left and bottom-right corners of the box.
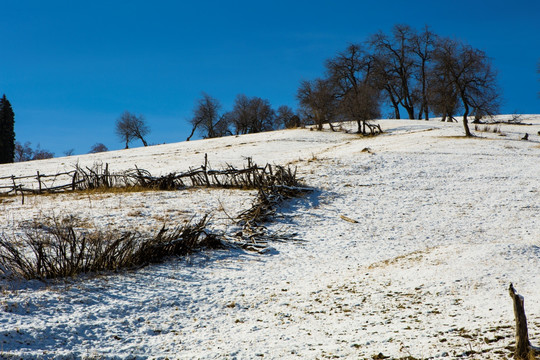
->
(325, 43), (381, 134)
(88, 143), (109, 153)
(247, 97), (275, 133)
(14, 142), (54, 161)
(14, 141), (33, 162)
(297, 78), (338, 131)
(188, 93), (229, 140)
(428, 73), (461, 122)
(371, 53), (402, 119)
(432, 37), (500, 136)
(63, 149), (75, 157)
(230, 95), (276, 135)
(370, 24), (418, 120)
(115, 111), (150, 148)
(411, 26), (437, 120)
(276, 105), (300, 128)
(229, 94), (251, 135)
(32, 144), (54, 160)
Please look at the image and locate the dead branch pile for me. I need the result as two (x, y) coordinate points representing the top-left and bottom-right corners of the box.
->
(0, 215), (223, 280)
(233, 164), (311, 250)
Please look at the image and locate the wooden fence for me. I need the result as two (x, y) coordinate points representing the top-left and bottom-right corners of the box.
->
(0, 170), (78, 197)
(0, 156), (298, 200)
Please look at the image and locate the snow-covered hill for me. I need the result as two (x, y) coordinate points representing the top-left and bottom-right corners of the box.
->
(1, 116), (540, 359)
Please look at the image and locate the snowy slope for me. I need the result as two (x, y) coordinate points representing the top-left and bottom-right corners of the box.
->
(1, 116), (540, 359)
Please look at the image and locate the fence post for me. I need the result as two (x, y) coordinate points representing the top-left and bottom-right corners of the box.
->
(37, 171), (42, 194)
(11, 175), (17, 197)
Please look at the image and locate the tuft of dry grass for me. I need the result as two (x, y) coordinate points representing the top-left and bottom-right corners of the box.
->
(474, 124), (502, 134)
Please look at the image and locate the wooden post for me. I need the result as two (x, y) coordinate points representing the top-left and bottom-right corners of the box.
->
(72, 172), (77, 191)
(37, 171), (42, 194)
(203, 153), (210, 186)
(509, 283), (539, 359)
(11, 175), (16, 195)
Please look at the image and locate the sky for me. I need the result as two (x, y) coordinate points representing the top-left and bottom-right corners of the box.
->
(1, 0), (539, 156)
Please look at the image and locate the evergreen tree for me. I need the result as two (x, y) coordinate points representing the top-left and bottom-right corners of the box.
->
(0, 94), (16, 164)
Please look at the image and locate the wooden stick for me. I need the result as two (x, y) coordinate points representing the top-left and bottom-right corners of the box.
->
(509, 283), (539, 359)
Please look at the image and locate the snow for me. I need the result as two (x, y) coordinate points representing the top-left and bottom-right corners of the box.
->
(1, 116), (540, 359)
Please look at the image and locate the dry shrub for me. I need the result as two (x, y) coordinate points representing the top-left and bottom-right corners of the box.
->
(0, 215), (222, 280)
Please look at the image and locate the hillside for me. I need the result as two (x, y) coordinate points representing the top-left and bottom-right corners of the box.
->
(1, 116), (540, 359)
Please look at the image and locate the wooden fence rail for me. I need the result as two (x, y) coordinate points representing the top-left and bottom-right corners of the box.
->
(1, 156), (298, 202)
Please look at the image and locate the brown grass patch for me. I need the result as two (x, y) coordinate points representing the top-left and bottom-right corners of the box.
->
(368, 247), (437, 269)
(438, 135), (497, 140)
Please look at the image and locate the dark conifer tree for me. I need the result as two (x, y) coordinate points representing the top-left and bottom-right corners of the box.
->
(0, 94), (15, 164)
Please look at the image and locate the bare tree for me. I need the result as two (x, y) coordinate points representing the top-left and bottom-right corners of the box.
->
(230, 94), (251, 135)
(14, 141), (33, 162)
(370, 25), (418, 120)
(428, 74), (461, 122)
(188, 93), (229, 140)
(371, 53), (403, 119)
(411, 26), (437, 120)
(14, 142), (54, 161)
(115, 111), (150, 148)
(247, 97), (275, 133)
(230, 95), (276, 135)
(276, 105), (300, 128)
(325, 43), (381, 134)
(432, 38), (500, 136)
(428, 55), (461, 122)
(32, 144), (54, 160)
(89, 143), (109, 153)
(297, 78), (338, 131)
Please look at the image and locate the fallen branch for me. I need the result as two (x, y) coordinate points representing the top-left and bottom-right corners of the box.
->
(340, 214), (359, 223)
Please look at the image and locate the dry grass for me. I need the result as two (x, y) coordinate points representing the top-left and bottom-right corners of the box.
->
(474, 124), (502, 134)
(438, 135), (497, 140)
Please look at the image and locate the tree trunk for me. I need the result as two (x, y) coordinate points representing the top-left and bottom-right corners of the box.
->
(509, 284), (539, 360)
(186, 125), (197, 141)
(328, 121), (336, 132)
(385, 88), (400, 119)
(393, 106), (400, 120)
(462, 101), (472, 137)
(404, 105), (415, 120)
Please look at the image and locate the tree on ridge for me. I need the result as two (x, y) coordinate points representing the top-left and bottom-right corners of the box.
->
(0, 94), (15, 164)
(115, 111), (150, 148)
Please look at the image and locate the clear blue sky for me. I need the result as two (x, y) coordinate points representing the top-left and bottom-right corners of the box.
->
(1, 0), (539, 156)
